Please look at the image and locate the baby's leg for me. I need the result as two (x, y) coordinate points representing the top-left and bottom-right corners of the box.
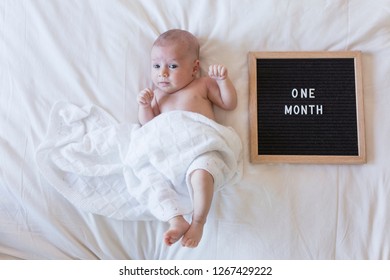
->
(181, 169), (214, 248)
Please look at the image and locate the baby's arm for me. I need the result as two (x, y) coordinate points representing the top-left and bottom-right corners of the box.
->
(137, 88), (157, 125)
(207, 64), (237, 110)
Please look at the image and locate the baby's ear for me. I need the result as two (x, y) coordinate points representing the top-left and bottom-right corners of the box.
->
(192, 59), (200, 76)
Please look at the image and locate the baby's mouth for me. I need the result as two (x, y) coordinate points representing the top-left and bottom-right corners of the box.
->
(158, 81), (170, 87)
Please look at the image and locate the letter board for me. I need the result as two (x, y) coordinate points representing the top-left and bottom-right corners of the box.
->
(248, 51), (365, 164)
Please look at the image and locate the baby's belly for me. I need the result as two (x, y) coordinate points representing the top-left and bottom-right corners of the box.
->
(162, 104), (215, 121)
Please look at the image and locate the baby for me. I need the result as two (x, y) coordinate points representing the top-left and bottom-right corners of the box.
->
(137, 29), (237, 248)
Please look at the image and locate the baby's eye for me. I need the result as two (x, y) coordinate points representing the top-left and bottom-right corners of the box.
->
(153, 64), (160, 69)
(168, 64), (178, 69)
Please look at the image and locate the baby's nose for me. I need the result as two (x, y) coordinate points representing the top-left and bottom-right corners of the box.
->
(159, 69), (168, 78)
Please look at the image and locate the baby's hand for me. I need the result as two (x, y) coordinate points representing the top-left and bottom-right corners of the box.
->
(208, 64), (228, 81)
(137, 88), (154, 107)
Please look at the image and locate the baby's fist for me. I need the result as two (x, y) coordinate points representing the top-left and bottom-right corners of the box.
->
(208, 64), (228, 80)
(137, 88), (154, 107)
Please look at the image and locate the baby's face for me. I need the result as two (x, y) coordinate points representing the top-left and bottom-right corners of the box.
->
(151, 44), (198, 94)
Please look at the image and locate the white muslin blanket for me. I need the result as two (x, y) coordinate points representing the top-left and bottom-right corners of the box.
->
(36, 102), (243, 221)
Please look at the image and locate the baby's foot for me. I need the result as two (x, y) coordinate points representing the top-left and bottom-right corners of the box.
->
(164, 216), (190, 246)
(181, 220), (205, 248)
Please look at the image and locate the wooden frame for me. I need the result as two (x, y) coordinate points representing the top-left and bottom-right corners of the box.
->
(249, 51), (366, 164)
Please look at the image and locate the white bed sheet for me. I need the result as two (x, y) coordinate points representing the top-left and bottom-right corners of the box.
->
(1, 0), (390, 259)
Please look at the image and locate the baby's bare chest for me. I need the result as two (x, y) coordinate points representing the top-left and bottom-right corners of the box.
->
(158, 86), (210, 112)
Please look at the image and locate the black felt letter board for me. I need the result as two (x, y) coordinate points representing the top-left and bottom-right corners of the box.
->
(249, 52), (365, 164)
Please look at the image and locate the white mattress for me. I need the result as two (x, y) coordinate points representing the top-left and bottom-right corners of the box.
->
(1, 0), (390, 259)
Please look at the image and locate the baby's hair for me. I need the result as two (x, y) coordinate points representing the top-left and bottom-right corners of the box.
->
(153, 29), (200, 59)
